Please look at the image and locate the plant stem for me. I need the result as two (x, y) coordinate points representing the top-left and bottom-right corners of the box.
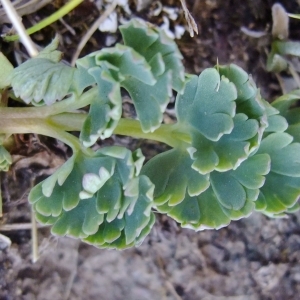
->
(31, 207), (38, 263)
(3, 0), (84, 42)
(0, 118), (81, 152)
(0, 93), (190, 148)
(0, 87), (97, 119)
(49, 113), (189, 148)
(114, 119), (182, 148)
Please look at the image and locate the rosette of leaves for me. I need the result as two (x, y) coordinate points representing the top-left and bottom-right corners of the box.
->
(142, 148), (270, 230)
(142, 64), (282, 229)
(75, 18), (185, 147)
(29, 147), (155, 249)
(9, 38), (75, 106)
(175, 64), (268, 174)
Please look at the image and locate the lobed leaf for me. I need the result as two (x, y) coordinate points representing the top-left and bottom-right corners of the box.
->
(36, 36), (63, 63)
(189, 113), (260, 174)
(78, 62), (122, 147)
(255, 133), (300, 215)
(143, 145), (270, 230)
(84, 176), (154, 249)
(176, 70), (237, 141)
(29, 147), (155, 249)
(10, 58), (75, 106)
(75, 18), (185, 146)
(176, 64), (268, 174)
(141, 148), (210, 206)
(120, 18), (185, 93)
(271, 89), (300, 115)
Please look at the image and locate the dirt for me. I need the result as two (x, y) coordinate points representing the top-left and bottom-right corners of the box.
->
(1, 0), (300, 299)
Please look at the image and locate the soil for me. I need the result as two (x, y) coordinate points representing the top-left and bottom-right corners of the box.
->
(1, 0), (300, 300)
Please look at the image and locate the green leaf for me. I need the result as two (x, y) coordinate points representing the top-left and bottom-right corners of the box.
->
(175, 64), (267, 174)
(266, 41), (300, 72)
(210, 154), (270, 210)
(51, 197), (104, 237)
(76, 50), (155, 145)
(256, 133), (300, 214)
(284, 108), (300, 143)
(141, 148), (210, 206)
(75, 18), (185, 146)
(0, 145), (12, 171)
(142, 145), (269, 230)
(10, 58), (75, 105)
(0, 52), (13, 89)
(274, 40), (300, 57)
(120, 18), (185, 93)
(29, 147), (155, 249)
(177, 70), (237, 141)
(267, 53), (288, 72)
(189, 113), (260, 173)
(80, 70), (121, 147)
(257, 133), (300, 176)
(36, 35), (62, 63)
(162, 187), (255, 231)
(272, 89), (300, 115)
(95, 44), (156, 84)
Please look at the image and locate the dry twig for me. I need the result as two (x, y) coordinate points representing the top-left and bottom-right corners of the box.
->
(71, 0), (119, 66)
(180, 0), (198, 37)
(0, 0), (38, 56)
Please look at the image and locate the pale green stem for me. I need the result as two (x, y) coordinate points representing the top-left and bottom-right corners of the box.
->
(0, 117), (81, 152)
(0, 87), (97, 119)
(0, 105), (190, 149)
(49, 113), (190, 148)
(114, 119), (182, 148)
(3, 0), (84, 42)
(287, 13), (300, 20)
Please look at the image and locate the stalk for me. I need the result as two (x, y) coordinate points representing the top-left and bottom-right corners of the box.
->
(49, 113), (190, 148)
(0, 118), (81, 152)
(0, 87), (97, 119)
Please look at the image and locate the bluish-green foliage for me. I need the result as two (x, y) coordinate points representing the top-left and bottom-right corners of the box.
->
(1, 19), (300, 249)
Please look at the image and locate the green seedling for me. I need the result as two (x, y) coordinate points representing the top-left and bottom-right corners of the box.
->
(1, 19), (300, 249)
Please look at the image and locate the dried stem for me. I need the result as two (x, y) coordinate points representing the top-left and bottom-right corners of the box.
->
(0, 0), (38, 56)
(71, 0), (119, 66)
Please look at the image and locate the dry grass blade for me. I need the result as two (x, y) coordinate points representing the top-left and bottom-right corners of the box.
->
(0, 0), (52, 24)
(71, 0), (119, 66)
(0, 223), (47, 230)
(0, 0), (38, 56)
(180, 0), (198, 37)
(31, 207), (38, 263)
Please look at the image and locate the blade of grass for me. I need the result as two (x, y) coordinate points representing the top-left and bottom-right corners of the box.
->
(287, 13), (300, 20)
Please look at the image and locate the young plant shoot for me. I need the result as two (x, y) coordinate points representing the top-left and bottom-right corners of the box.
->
(0, 19), (300, 249)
